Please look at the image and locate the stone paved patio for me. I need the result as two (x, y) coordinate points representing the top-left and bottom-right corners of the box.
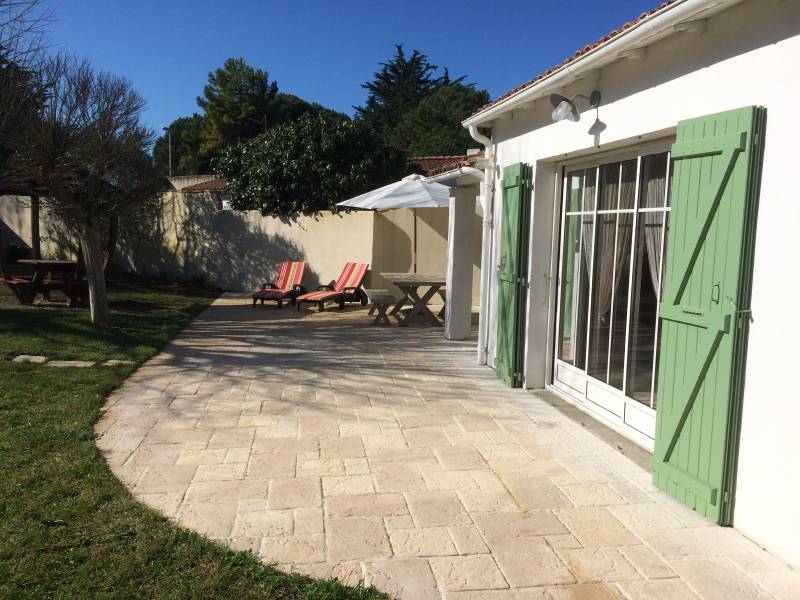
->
(96, 295), (799, 600)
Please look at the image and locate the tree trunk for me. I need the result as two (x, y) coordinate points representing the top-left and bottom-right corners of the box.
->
(79, 218), (110, 326)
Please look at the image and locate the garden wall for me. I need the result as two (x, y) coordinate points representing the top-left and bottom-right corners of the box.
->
(0, 192), (482, 303)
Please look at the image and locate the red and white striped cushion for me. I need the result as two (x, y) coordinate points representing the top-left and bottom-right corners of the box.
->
(297, 262), (368, 303)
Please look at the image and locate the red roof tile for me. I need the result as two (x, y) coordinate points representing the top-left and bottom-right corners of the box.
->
(181, 178), (228, 193)
(410, 154), (484, 176)
(468, 1), (678, 121)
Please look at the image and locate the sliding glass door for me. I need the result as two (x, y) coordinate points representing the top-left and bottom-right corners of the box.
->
(553, 147), (671, 442)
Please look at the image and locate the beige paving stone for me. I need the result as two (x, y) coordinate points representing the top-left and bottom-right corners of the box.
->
(471, 470), (506, 490)
(297, 417), (338, 438)
(559, 483), (627, 507)
(237, 415), (279, 427)
(322, 475), (375, 496)
(403, 427), (451, 448)
(259, 534), (324, 564)
(492, 537), (575, 587)
(477, 444), (529, 461)
(232, 509), (293, 537)
(194, 463), (246, 481)
(326, 517), (391, 560)
(363, 432), (407, 451)
(429, 554), (508, 591)
(368, 448), (437, 465)
(291, 561), (364, 587)
(606, 503), (685, 533)
(492, 458), (566, 479)
(225, 447), (251, 463)
(559, 547), (641, 583)
(325, 493), (408, 519)
(268, 478), (321, 509)
(228, 536), (261, 553)
(385, 515), (416, 529)
(46, 360), (95, 367)
(175, 448), (228, 466)
(406, 491), (471, 527)
(373, 464), (427, 492)
(557, 507), (640, 547)
(435, 447), (489, 471)
(134, 465), (197, 493)
(143, 428), (214, 444)
(669, 558), (775, 600)
(185, 480), (267, 504)
(246, 453), (296, 479)
(297, 457), (344, 477)
(547, 583), (624, 600)
(455, 415), (500, 432)
(319, 435), (365, 458)
(422, 469), (479, 492)
(750, 570), (800, 600)
(135, 492), (184, 515)
(12, 354), (47, 363)
(472, 511), (568, 546)
(547, 534), (583, 549)
(294, 507), (324, 534)
(389, 526), (457, 557)
(177, 502), (237, 539)
(614, 578), (701, 600)
(343, 457), (370, 475)
(127, 443), (184, 466)
(364, 557), (440, 600)
(207, 428), (254, 448)
(619, 545), (676, 579)
(505, 478), (573, 509)
(458, 488), (517, 513)
(449, 525), (490, 555)
(444, 590), (551, 600)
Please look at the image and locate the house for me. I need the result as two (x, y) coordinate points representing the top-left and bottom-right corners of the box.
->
(436, 0), (800, 569)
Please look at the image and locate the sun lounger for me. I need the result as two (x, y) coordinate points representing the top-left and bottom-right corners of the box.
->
(296, 262), (369, 312)
(252, 260), (306, 307)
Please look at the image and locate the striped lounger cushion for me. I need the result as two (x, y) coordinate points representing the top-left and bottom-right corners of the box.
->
(298, 262), (368, 303)
(253, 261), (305, 299)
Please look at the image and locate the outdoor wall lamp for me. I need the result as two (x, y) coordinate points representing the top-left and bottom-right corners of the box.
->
(549, 90), (602, 123)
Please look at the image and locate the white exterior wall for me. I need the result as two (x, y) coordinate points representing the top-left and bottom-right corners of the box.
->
(484, 0), (800, 567)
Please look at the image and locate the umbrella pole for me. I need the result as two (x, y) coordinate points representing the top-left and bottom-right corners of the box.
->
(412, 208), (417, 273)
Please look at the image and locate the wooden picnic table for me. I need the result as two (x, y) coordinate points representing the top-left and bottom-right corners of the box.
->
(16, 259), (85, 306)
(381, 272), (446, 327)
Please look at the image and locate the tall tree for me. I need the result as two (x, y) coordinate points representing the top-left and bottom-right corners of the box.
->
(4, 56), (165, 325)
(214, 113), (407, 217)
(386, 83), (490, 156)
(355, 45), (461, 135)
(152, 113), (208, 176)
(197, 57), (278, 160)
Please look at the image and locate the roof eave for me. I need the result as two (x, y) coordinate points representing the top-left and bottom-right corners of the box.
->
(462, 0), (743, 128)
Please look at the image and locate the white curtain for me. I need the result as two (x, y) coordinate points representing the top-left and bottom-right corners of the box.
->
(641, 157), (668, 293)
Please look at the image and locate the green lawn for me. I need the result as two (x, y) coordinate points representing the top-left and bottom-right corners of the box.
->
(0, 275), (387, 599)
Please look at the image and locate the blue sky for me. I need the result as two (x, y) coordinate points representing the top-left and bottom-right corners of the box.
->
(43, 0), (659, 132)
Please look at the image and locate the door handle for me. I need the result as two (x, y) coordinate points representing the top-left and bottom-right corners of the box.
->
(711, 283), (720, 304)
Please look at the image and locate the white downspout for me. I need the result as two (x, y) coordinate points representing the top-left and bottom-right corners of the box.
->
(469, 125), (495, 366)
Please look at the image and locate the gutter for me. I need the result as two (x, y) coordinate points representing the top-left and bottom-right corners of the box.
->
(468, 125), (496, 366)
(462, 0), (743, 127)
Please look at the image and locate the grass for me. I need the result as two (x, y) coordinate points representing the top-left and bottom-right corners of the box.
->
(0, 275), (388, 599)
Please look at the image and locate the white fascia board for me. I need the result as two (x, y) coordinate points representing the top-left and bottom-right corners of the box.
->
(462, 0), (744, 128)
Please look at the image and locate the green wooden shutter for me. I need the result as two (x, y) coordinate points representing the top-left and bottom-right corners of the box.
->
(496, 163), (533, 387)
(653, 106), (766, 524)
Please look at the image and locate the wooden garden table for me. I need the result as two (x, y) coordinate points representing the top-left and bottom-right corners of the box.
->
(16, 259), (84, 306)
(381, 272), (446, 327)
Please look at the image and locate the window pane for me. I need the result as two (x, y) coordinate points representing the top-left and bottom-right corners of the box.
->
(626, 153), (669, 406)
(587, 163), (620, 381)
(608, 161), (637, 389)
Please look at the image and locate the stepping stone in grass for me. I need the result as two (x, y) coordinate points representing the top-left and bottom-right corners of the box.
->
(45, 360), (95, 368)
(12, 355), (48, 364)
(103, 359), (135, 367)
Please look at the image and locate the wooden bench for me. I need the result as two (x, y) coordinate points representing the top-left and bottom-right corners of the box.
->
(365, 289), (397, 326)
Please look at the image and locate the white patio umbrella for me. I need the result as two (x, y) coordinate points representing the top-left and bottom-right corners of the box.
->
(337, 174), (451, 272)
